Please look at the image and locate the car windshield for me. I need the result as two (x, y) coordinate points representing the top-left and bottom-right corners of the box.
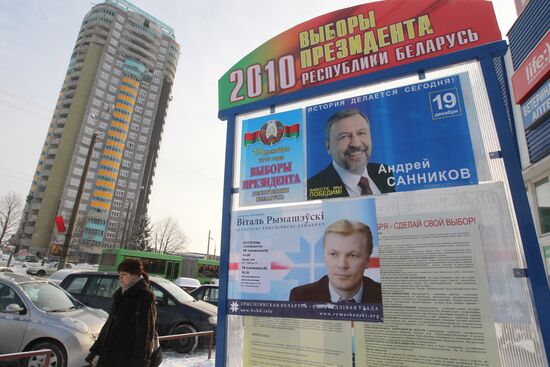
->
(20, 282), (81, 312)
(154, 278), (196, 303)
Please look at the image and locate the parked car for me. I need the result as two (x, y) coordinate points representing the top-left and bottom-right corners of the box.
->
(0, 272), (107, 367)
(16, 254), (39, 263)
(48, 269), (84, 285)
(27, 262), (76, 277)
(189, 285), (219, 306)
(0, 266), (14, 273)
(59, 271), (217, 353)
(174, 277), (201, 292)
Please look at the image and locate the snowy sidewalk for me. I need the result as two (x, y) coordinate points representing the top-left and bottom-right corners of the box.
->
(160, 347), (215, 367)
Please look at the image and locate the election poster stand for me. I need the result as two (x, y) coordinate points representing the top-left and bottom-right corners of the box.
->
(216, 1), (550, 366)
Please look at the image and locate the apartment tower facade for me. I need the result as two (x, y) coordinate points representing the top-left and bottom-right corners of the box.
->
(18, 0), (179, 258)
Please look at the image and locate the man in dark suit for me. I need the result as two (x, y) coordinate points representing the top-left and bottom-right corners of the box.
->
(307, 108), (395, 200)
(289, 219), (382, 303)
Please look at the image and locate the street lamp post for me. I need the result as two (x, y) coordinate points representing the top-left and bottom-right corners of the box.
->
(58, 133), (97, 270)
(207, 230), (215, 259)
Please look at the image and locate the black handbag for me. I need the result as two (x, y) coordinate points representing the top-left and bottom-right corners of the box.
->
(150, 344), (162, 367)
(136, 293), (162, 367)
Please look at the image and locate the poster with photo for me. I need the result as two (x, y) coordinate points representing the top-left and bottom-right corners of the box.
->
(239, 109), (305, 206)
(306, 74), (478, 200)
(228, 197), (381, 321)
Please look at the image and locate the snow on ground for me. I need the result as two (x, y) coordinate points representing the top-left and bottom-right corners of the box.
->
(160, 347), (216, 367)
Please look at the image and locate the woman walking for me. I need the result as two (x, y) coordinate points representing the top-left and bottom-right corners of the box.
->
(86, 258), (157, 367)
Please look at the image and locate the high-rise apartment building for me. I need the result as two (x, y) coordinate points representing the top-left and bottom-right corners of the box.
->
(18, 0), (179, 258)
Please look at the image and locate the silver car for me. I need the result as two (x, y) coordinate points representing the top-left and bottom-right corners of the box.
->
(0, 272), (107, 367)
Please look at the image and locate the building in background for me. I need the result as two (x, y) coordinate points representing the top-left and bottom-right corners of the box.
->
(17, 0), (179, 260)
(506, 0), (550, 280)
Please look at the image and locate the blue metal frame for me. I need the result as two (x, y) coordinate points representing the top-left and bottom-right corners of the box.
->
(479, 54), (550, 359)
(216, 40), (550, 365)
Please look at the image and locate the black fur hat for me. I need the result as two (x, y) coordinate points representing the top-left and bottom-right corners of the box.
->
(117, 258), (143, 275)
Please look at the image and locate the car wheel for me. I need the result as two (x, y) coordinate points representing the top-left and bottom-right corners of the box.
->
(24, 341), (66, 367)
(171, 324), (199, 353)
(37, 270), (46, 277)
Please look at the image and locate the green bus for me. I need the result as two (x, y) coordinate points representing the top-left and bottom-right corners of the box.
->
(196, 259), (220, 284)
(181, 257), (220, 284)
(98, 248), (182, 281)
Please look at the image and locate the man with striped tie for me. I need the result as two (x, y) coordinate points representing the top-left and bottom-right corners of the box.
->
(307, 108), (395, 199)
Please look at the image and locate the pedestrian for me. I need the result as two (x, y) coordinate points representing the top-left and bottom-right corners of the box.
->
(85, 258), (157, 367)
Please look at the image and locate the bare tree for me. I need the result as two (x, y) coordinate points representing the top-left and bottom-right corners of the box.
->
(150, 216), (188, 254)
(0, 192), (23, 251)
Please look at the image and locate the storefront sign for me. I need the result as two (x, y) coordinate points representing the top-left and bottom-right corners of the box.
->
(511, 30), (550, 104)
(521, 78), (550, 129)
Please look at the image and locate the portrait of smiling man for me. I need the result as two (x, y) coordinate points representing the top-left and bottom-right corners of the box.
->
(289, 219), (382, 303)
(307, 108), (395, 200)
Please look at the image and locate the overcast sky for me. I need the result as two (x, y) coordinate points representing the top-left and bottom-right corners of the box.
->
(0, 0), (518, 254)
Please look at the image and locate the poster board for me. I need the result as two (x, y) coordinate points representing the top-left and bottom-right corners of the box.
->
(217, 0), (549, 366)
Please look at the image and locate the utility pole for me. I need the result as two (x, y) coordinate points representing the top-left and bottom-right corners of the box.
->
(58, 133), (97, 270)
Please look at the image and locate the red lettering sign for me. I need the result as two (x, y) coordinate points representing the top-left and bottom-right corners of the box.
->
(511, 30), (550, 104)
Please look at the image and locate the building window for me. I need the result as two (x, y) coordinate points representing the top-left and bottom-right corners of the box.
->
(113, 200), (122, 208)
(115, 189), (124, 197)
(111, 210), (120, 218)
(106, 231), (116, 239)
(535, 177), (550, 235)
